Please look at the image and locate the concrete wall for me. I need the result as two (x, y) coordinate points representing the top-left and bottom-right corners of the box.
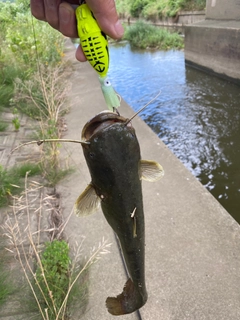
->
(185, 20), (240, 82)
(185, 0), (240, 82)
(206, 0), (240, 20)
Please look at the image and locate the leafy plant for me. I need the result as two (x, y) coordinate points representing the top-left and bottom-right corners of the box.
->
(36, 240), (71, 319)
(12, 108), (20, 131)
(130, 0), (148, 17)
(124, 20), (184, 49)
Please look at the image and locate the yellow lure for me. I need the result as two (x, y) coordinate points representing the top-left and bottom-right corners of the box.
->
(76, 4), (120, 111)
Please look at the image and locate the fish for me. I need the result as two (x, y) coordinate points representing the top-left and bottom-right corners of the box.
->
(75, 110), (164, 315)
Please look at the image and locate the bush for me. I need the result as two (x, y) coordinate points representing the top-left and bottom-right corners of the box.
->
(130, 0), (147, 17)
(116, 0), (206, 18)
(35, 240), (71, 319)
(124, 20), (184, 49)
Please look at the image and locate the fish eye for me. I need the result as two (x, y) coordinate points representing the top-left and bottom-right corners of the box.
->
(89, 152), (95, 158)
(104, 79), (111, 87)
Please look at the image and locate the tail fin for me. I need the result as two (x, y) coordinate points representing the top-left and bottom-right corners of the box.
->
(106, 278), (147, 315)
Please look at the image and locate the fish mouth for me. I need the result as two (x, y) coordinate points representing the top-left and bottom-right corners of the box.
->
(82, 111), (129, 141)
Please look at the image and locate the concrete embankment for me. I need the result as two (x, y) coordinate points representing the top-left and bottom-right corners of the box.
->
(185, 0), (240, 83)
(185, 19), (240, 84)
(58, 40), (240, 319)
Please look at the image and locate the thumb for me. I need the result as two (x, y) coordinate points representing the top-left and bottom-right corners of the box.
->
(86, 0), (124, 39)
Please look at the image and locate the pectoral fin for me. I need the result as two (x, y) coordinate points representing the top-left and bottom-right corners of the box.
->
(74, 184), (100, 216)
(140, 160), (164, 182)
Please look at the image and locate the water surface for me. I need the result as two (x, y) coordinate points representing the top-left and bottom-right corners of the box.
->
(108, 42), (240, 223)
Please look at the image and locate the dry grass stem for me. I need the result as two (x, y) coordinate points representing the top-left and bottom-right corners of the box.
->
(2, 175), (112, 320)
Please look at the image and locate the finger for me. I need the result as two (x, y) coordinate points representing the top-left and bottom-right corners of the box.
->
(75, 45), (87, 62)
(31, 0), (46, 21)
(86, 0), (124, 39)
(43, 0), (62, 29)
(59, 2), (78, 38)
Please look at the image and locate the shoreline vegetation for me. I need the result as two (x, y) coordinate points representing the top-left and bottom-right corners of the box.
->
(116, 0), (205, 49)
(123, 20), (184, 50)
(116, 0), (206, 19)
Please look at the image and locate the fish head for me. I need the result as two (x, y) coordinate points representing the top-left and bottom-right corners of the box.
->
(81, 111), (133, 142)
(80, 111), (140, 187)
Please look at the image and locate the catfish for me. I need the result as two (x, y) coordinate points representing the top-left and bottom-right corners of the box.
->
(75, 111), (164, 315)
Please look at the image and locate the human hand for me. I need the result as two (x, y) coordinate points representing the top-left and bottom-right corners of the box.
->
(30, 0), (124, 61)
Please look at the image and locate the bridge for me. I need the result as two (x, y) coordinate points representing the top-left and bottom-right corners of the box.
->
(185, 0), (240, 83)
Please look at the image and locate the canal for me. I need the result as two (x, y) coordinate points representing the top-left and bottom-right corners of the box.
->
(108, 42), (240, 223)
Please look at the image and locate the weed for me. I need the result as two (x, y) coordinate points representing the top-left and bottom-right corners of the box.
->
(12, 108), (20, 131)
(35, 240), (71, 319)
(0, 121), (8, 132)
(0, 163), (41, 207)
(2, 179), (111, 320)
(13, 63), (71, 186)
(0, 65), (26, 108)
(12, 162), (42, 178)
(0, 249), (14, 308)
(0, 165), (21, 207)
(124, 20), (184, 49)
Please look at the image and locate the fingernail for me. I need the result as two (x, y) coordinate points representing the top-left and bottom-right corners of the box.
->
(114, 20), (124, 38)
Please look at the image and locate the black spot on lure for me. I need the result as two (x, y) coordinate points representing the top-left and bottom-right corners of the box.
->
(75, 111), (164, 315)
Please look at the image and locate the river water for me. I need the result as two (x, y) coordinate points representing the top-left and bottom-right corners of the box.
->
(108, 42), (240, 223)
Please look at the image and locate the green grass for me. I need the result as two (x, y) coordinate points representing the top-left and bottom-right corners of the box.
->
(0, 259), (13, 307)
(0, 64), (27, 108)
(12, 162), (42, 178)
(0, 240), (14, 308)
(0, 163), (41, 207)
(0, 121), (8, 131)
(124, 20), (184, 49)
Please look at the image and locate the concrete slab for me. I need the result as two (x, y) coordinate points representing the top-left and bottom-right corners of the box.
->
(58, 41), (240, 319)
(185, 20), (240, 82)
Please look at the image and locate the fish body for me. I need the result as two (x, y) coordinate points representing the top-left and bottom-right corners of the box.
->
(75, 111), (164, 315)
(76, 5), (120, 111)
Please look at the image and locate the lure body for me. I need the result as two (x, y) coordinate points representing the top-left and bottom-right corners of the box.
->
(76, 4), (120, 111)
(76, 4), (109, 77)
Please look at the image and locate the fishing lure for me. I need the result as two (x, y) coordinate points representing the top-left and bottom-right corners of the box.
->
(76, 3), (120, 112)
